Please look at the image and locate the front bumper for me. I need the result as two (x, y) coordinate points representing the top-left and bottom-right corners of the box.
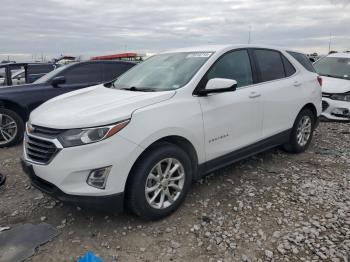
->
(21, 158), (124, 212)
(23, 130), (143, 196)
(321, 97), (350, 121)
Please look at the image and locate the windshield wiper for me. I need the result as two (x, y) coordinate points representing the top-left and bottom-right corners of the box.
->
(120, 86), (157, 92)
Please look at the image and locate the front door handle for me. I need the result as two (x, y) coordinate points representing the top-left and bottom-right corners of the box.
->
(249, 92), (261, 98)
(293, 81), (302, 87)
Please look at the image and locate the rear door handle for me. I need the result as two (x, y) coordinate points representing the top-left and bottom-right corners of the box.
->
(249, 92), (261, 98)
(293, 81), (302, 87)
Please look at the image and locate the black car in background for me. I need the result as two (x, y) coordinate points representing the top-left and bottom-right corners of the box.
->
(0, 63), (56, 86)
(0, 60), (136, 147)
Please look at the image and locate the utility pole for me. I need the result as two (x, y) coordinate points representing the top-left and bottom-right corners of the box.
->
(328, 32), (332, 54)
(248, 25), (252, 44)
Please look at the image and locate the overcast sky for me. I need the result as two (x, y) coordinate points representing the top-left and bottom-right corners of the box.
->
(0, 0), (349, 61)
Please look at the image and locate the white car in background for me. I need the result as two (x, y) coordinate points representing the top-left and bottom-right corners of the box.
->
(314, 52), (350, 121)
(0, 69), (26, 87)
(22, 45), (322, 220)
(11, 70), (26, 85)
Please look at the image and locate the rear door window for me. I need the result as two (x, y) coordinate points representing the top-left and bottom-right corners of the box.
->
(287, 51), (316, 72)
(102, 63), (134, 82)
(60, 63), (102, 85)
(254, 49), (286, 82)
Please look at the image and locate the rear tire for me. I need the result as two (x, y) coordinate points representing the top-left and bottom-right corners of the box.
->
(126, 142), (192, 220)
(283, 108), (315, 153)
(0, 108), (24, 148)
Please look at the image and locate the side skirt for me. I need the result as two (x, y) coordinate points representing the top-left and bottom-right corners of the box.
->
(197, 129), (291, 177)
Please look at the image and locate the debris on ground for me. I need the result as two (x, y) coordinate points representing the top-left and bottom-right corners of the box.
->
(0, 223), (58, 262)
(0, 226), (10, 232)
(78, 251), (104, 262)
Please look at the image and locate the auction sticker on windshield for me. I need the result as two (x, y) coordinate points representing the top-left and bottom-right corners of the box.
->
(186, 52), (213, 58)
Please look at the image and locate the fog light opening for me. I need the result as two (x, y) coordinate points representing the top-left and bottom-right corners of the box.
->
(87, 166), (111, 189)
(331, 108), (350, 117)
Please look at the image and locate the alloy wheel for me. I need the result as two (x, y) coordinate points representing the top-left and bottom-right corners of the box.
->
(0, 113), (17, 145)
(145, 158), (185, 209)
(296, 115), (312, 147)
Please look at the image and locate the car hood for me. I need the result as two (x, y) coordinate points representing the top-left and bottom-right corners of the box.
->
(321, 76), (350, 94)
(30, 85), (175, 129)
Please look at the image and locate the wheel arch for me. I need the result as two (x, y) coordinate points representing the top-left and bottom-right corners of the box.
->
(124, 135), (200, 197)
(299, 103), (318, 121)
(0, 99), (27, 121)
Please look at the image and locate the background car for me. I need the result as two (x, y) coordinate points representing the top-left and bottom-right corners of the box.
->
(0, 63), (56, 87)
(314, 52), (350, 121)
(0, 60), (136, 147)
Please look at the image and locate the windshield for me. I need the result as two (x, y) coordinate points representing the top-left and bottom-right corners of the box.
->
(34, 64), (71, 84)
(111, 52), (213, 91)
(314, 57), (350, 80)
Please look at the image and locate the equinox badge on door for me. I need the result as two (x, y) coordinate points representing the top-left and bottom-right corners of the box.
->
(209, 133), (229, 144)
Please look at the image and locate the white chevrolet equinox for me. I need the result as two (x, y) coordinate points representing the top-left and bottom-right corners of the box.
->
(21, 45), (322, 220)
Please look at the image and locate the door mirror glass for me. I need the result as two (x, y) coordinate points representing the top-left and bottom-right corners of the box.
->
(51, 76), (66, 87)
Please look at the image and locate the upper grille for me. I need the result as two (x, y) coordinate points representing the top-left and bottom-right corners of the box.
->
(31, 125), (64, 137)
(25, 135), (59, 164)
(322, 100), (329, 112)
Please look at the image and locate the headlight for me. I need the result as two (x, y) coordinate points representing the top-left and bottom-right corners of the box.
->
(58, 119), (130, 147)
(331, 94), (350, 102)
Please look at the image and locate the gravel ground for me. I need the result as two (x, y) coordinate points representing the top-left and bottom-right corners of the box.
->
(0, 121), (349, 262)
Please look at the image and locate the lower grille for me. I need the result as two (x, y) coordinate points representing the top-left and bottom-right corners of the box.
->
(25, 135), (59, 164)
(322, 100), (329, 112)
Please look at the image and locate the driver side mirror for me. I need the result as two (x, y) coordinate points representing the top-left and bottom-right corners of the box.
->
(197, 78), (237, 96)
(103, 81), (113, 88)
(51, 76), (66, 88)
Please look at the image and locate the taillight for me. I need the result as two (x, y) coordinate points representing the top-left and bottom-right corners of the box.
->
(317, 76), (322, 87)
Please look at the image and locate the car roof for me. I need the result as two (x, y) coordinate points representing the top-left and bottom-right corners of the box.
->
(326, 52), (350, 58)
(162, 44), (291, 54)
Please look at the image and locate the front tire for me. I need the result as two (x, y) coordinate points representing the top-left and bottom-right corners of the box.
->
(284, 108), (315, 153)
(0, 108), (24, 148)
(126, 143), (192, 220)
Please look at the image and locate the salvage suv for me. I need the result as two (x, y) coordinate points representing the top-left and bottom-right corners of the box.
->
(22, 45), (322, 220)
(314, 52), (350, 121)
